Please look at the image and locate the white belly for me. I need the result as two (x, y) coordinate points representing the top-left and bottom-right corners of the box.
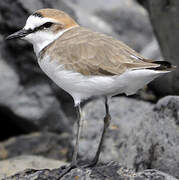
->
(38, 56), (168, 106)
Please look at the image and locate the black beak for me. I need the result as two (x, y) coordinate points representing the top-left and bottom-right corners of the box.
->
(6, 29), (32, 40)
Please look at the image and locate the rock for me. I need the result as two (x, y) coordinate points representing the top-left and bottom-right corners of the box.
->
(0, 155), (67, 179)
(137, 0), (179, 95)
(0, 96), (179, 179)
(66, 0), (119, 37)
(95, 0), (159, 53)
(0, 0), (76, 135)
(1, 96), (178, 178)
(0, 55), (70, 133)
(68, 0), (123, 12)
(2, 161), (178, 180)
(140, 38), (163, 60)
(154, 96), (179, 127)
(76, 96), (179, 179)
(0, 132), (72, 161)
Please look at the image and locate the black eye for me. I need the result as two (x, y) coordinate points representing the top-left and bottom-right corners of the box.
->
(43, 22), (53, 28)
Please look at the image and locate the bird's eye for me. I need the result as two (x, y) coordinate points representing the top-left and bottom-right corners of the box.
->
(43, 22), (53, 28)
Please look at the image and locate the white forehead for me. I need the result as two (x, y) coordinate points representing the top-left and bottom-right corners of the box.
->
(24, 15), (57, 30)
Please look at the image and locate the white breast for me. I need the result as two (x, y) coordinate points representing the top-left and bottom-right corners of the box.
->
(38, 55), (169, 106)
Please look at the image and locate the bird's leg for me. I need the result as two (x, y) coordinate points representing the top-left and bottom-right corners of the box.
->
(72, 104), (83, 165)
(58, 104), (83, 178)
(58, 98), (111, 178)
(85, 97), (111, 167)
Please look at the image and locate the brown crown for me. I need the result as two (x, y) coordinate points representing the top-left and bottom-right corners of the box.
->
(33, 9), (78, 29)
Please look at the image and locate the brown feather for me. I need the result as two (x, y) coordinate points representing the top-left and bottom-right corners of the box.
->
(39, 27), (162, 76)
(36, 9), (78, 29)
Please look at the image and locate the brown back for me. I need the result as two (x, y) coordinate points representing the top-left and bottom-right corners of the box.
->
(40, 27), (159, 76)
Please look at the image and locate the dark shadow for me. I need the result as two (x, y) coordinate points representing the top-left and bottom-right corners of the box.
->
(0, 107), (26, 141)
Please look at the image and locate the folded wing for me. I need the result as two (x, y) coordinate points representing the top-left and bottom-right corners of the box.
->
(45, 27), (174, 76)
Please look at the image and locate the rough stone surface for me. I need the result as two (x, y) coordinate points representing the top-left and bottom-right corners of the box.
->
(0, 155), (67, 179)
(0, 132), (72, 162)
(76, 96), (179, 179)
(1, 96), (179, 179)
(2, 161), (178, 180)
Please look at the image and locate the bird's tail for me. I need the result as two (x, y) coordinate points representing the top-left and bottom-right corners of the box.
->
(144, 59), (177, 72)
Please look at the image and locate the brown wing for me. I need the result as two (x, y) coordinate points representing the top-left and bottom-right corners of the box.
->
(42, 27), (160, 76)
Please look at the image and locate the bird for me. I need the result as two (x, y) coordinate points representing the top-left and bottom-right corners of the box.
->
(6, 8), (176, 178)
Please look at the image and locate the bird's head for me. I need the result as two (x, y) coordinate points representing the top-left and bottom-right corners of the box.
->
(6, 9), (79, 54)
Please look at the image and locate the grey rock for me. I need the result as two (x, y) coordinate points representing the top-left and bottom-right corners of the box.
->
(76, 96), (179, 178)
(3, 161), (178, 180)
(67, 0), (123, 12)
(138, 0), (179, 95)
(0, 132), (72, 161)
(95, 0), (159, 53)
(154, 96), (179, 128)
(0, 54), (70, 133)
(0, 155), (67, 179)
(0, 95), (179, 179)
(141, 38), (163, 60)
(0, 55), (20, 106)
(66, 0), (119, 37)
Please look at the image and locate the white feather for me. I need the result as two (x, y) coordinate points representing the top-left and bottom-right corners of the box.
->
(130, 54), (141, 60)
(38, 55), (169, 106)
(23, 15), (78, 55)
(24, 16), (58, 30)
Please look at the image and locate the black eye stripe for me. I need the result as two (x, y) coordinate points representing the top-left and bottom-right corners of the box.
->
(33, 22), (54, 32)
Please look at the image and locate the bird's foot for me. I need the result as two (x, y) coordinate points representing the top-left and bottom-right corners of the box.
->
(79, 159), (98, 168)
(58, 160), (98, 179)
(58, 162), (77, 179)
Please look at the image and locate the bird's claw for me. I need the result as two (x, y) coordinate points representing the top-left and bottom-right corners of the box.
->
(58, 160), (97, 179)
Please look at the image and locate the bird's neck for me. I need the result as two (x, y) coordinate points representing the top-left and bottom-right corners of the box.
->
(34, 25), (79, 57)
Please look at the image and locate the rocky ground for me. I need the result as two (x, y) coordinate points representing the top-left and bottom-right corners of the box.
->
(0, 155), (67, 179)
(0, 0), (178, 179)
(1, 161), (178, 180)
(0, 96), (179, 179)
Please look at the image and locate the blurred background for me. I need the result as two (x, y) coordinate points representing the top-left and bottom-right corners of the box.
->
(0, 0), (179, 179)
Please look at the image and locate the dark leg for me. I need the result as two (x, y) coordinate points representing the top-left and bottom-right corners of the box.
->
(86, 96), (111, 167)
(72, 104), (83, 165)
(58, 104), (83, 178)
(58, 98), (111, 178)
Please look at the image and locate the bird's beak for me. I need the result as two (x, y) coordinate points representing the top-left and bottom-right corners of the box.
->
(6, 29), (32, 40)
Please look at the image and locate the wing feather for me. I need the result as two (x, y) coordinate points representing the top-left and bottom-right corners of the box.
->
(42, 27), (160, 76)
